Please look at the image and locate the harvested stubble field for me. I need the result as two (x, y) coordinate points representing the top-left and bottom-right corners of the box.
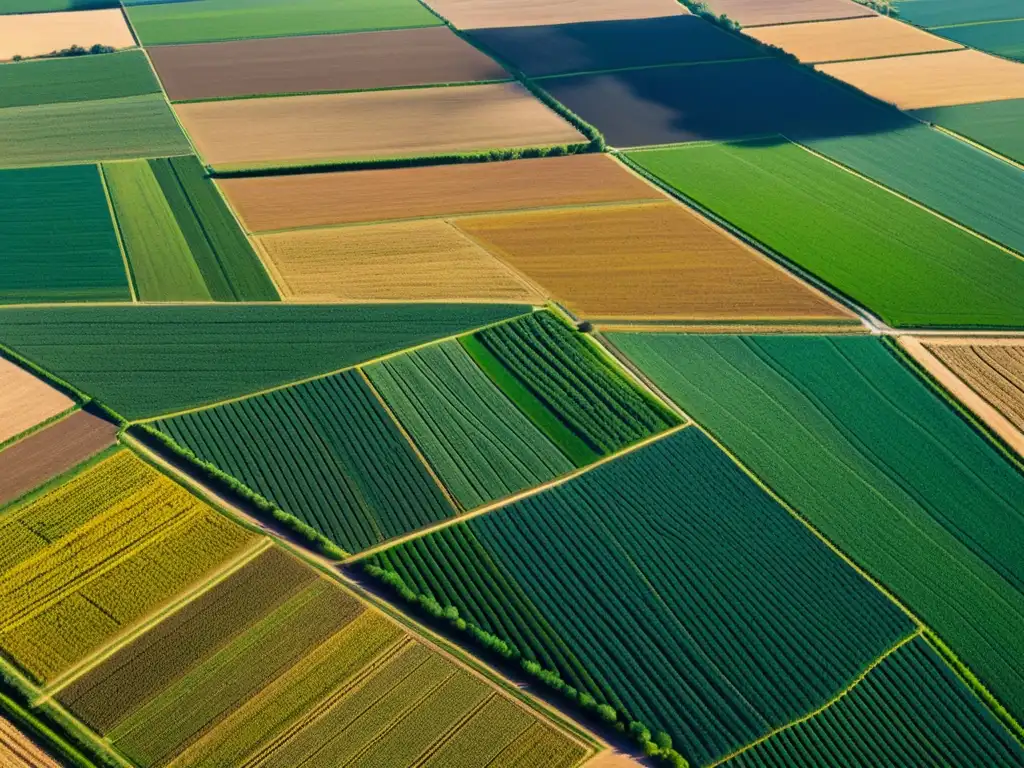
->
(422, 0), (685, 29)
(0, 8), (134, 62)
(924, 340), (1024, 432)
(609, 333), (1024, 722)
(702, 0), (874, 26)
(0, 358), (72, 445)
(0, 715), (60, 768)
(912, 98), (1024, 163)
(254, 220), (542, 304)
(149, 27), (508, 102)
(0, 411), (118, 508)
(747, 15), (960, 64)
(0, 50), (159, 109)
(453, 201), (851, 322)
(0, 450), (257, 683)
(154, 369), (455, 554)
(0, 303), (525, 419)
(368, 428), (914, 766)
(936, 19), (1024, 63)
(819, 49), (1024, 110)
(175, 83), (585, 169)
(219, 153), (660, 232)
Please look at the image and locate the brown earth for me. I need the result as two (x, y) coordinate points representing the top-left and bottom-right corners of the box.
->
(819, 49), (1024, 109)
(219, 154), (663, 232)
(423, 0), (685, 29)
(452, 202), (853, 321)
(748, 16), (960, 64)
(0, 411), (118, 508)
(254, 220), (543, 304)
(175, 83), (585, 168)
(0, 716), (60, 768)
(703, 0), (873, 26)
(0, 8), (135, 62)
(148, 27), (509, 102)
(0, 358), (73, 444)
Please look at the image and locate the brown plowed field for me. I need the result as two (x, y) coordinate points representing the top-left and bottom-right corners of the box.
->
(219, 154), (663, 232)
(0, 410), (118, 508)
(0, 358), (73, 444)
(175, 83), (585, 168)
(749, 16), (960, 64)
(703, 0), (873, 27)
(0, 9), (135, 62)
(423, 0), (685, 29)
(148, 27), (509, 102)
(254, 220), (543, 303)
(0, 716), (59, 768)
(925, 342), (1024, 432)
(452, 202), (853, 321)
(819, 49), (1024, 109)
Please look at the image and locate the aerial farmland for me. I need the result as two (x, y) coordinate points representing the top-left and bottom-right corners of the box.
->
(1, 0), (1023, 767)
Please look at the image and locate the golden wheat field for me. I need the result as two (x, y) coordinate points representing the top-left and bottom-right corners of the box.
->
(0, 9), (135, 62)
(0, 358), (73, 444)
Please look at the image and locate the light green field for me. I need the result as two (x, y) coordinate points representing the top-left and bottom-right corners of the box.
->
(0, 52), (159, 110)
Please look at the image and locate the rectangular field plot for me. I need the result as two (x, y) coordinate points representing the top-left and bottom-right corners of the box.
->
(0, 358), (72, 445)
(0, 716), (60, 768)
(468, 15), (762, 78)
(819, 49), (1024, 110)
(254, 220), (543, 304)
(422, 0), (685, 29)
(0, 8), (134, 63)
(219, 154), (661, 232)
(153, 369), (456, 555)
(924, 340), (1024, 432)
(935, 19), (1024, 62)
(539, 57), (907, 147)
(702, 0), (874, 26)
(0, 450), (257, 683)
(175, 83), (585, 170)
(453, 201), (852, 323)
(894, 0), (1022, 27)
(366, 428), (914, 767)
(912, 98), (1024, 163)
(608, 333), (1024, 723)
(748, 15), (960, 63)
(125, 0), (442, 47)
(628, 140), (1024, 328)
(0, 165), (129, 304)
(724, 638), (1024, 767)
(149, 27), (508, 102)
(0, 51), (158, 109)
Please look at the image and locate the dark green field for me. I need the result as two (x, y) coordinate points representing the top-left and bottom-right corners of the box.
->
(0, 51), (160, 109)
(932, 19), (1024, 61)
(913, 98), (1024, 164)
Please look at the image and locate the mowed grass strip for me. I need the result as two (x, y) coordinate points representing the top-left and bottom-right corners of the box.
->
(175, 83), (584, 169)
(912, 98), (1024, 164)
(219, 154), (660, 232)
(700, 0), (874, 26)
(254, 220), (542, 304)
(0, 8), (135, 63)
(0, 358), (73, 446)
(0, 51), (158, 109)
(609, 333), (1024, 722)
(422, 0), (685, 29)
(453, 201), (850, 322)
(0, 164), (129, 303)
(629, 140), (1024, 328)
(925, 342), (1024, 431)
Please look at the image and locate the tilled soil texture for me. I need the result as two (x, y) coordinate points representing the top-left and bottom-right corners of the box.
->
(0, 410), (118, 507)
(148, 27), (509, 103)
(422, 0), (685, 29)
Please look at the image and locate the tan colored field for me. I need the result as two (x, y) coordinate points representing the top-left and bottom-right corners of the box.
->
(219, 154), (663, 232)
(819, 49), (1024, 109)
(0, 716), (59, 768)
(452, 202), (853, 321)
(703, 0), (873, 27)
(423, 0), (685, 29)
(926, 341), (1024, 432)
(175, 83), (585, 169)
(0, 359), (73, 444)
(748, 16), (960, 64)
(0, 9), (135, 61)
(254, 220), (543, 304)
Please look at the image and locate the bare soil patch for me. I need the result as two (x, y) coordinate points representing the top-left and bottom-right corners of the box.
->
(423, 0), (685, 29)
(0, 358), (73, 444)
(703, 0), (874, 27)
(0, 8), (135, 62)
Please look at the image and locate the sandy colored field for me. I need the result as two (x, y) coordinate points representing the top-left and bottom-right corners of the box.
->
(703, 0), (873, 26)
(748, 16), (960, 64)
(148, 27), (508, 102)
(175, 83), (585, 168)
(819, 49), (1024, 110)
(585, 751), (646, 768)
(0, 8), (135, 62)
(220, 154), (663, 232)
(254, 220), (543, 303)
(0, 716), (59, 768)
(0, 358), (73, 444)
(453, 202), (853, 321)
(423, 0), (685, 29)
(0, 411), (119, 507)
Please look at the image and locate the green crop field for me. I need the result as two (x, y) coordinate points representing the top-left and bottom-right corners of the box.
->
(0, 94), (191, 168)
(125, 0), (442, 46)
(913, 98), (1024, 164)
(0, 52), (159, 110)
(725, 638), (1024, 767)
(932, 19), (1024, 61)
(103, 160), (211, 302)
(894, 0), (1022, 27)
(365, 339), (573, 510)
(366, 428), (914, 766)
(628, 139), (1024, 329)
(153, 369), (455, 554)
(0, 303), (527, 419)
(0, 164), (129, 304)
(609, 333), (1024, 723)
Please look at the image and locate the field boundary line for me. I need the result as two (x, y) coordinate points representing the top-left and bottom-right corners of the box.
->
(803, 45), (965, 65)
(443, 218), (551, 301)
(171, 78), (516, 106)
(930, 17), (1024, 30)
(707, 628), (923, 767)
(530, 55), (774, 81)
(928, 123), (1024, 172)
(0, 405), (79, 454)
(742, 12), (877, 29)
(97, 164), (139, 303)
